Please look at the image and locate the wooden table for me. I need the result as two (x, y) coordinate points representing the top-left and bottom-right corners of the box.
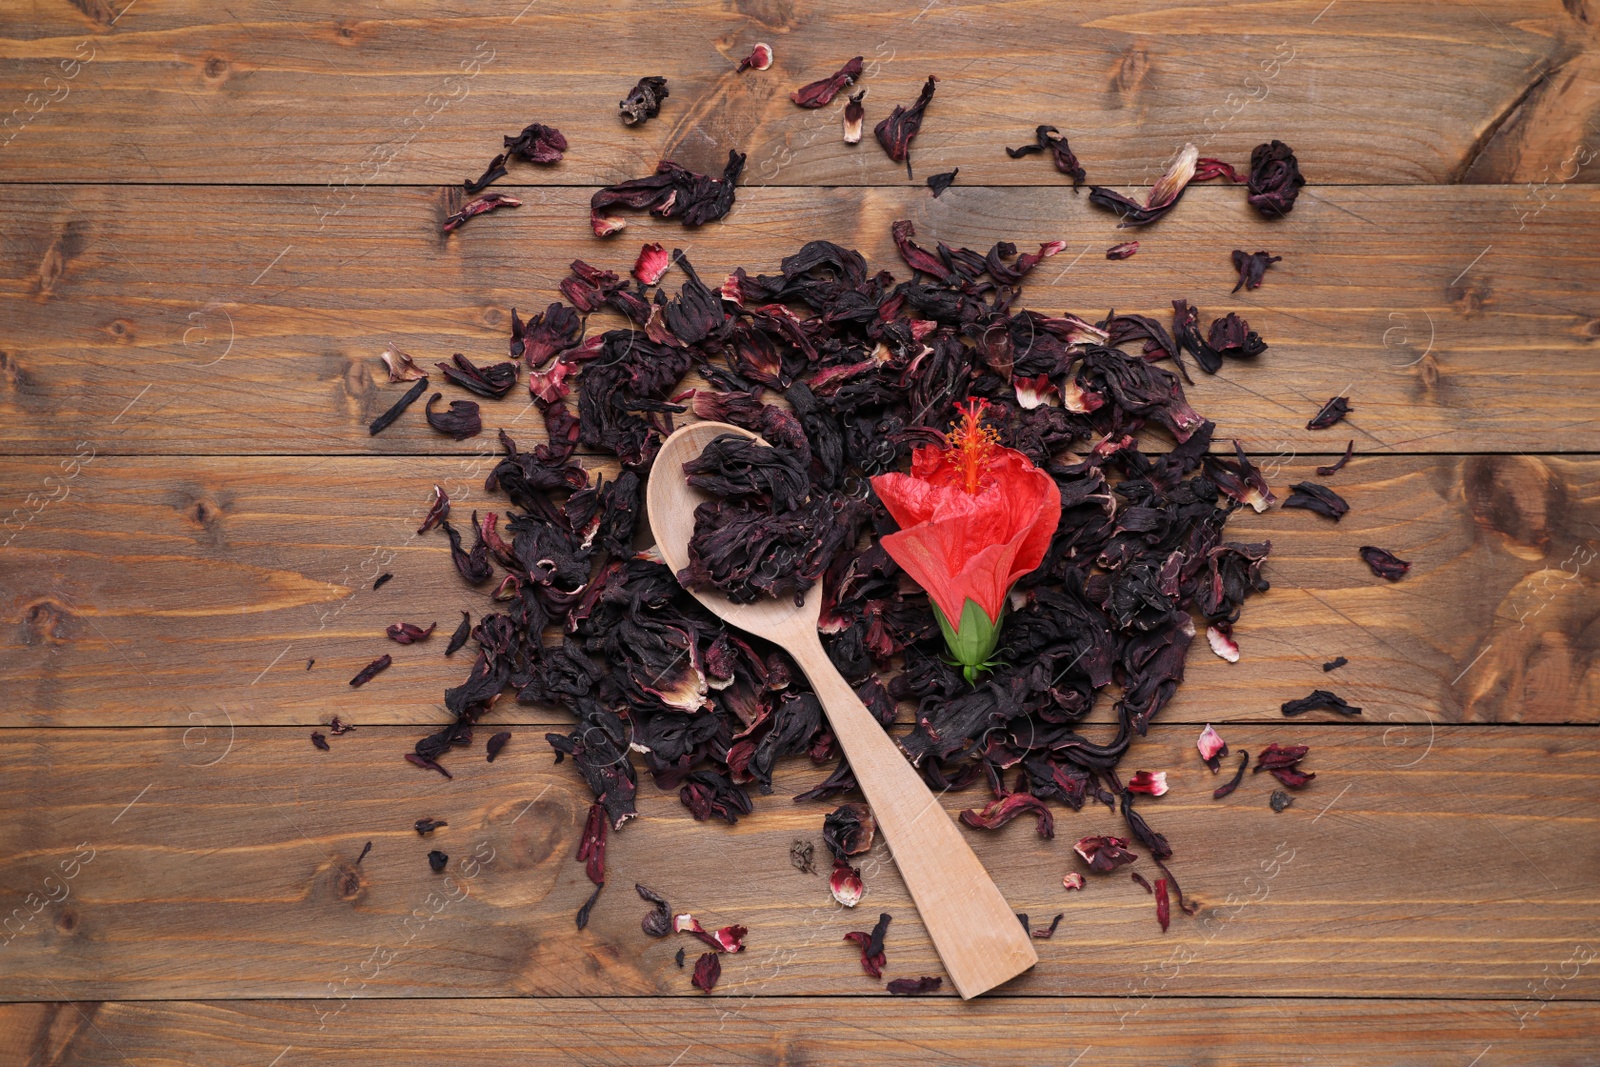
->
(3, 2), (1599, 1063)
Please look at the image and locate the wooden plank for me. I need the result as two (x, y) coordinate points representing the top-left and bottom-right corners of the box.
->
(0, 0), (1587, 187)
(4, 997), (1599, 1066)
(0, 723), (1594, 1001)
(4, 454), (1597, 728)
(4, 184), (1600, 457)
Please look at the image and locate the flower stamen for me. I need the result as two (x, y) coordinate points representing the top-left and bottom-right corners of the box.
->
(946, 398), (999, 495)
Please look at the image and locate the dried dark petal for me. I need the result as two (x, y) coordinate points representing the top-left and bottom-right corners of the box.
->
(464, 152), (508, 194)
(637, 883), (672, 937)
(486, 731), (511, 762)
(387, 621), (437, 644)
(1323, 656), (1348, 672)
(874, 75), (937, 166)
(1231, 249), (1281, 292)
(503, 122), (567, 165)
(887, 976), (942, 995)
(372, 573), (393, 590)
(418, 484), (451, 534)
(959, 793), (1054, 838)
(1155, 878), (1171, 932)
(1207, 312), (1267, 359)
(356, 841), (373, 864)
(1089, 143), (1215, 227)
(1105, 241), (1139, 260)
(1307, 396), (1352, 430)
(576, 881), (604, 930)
(822, 803), (876, 862)
(1246, 140), (1305, 218)
(310, 731), (329, 751)
(1360, 545), (1411, 580)
(1317, 441), (1355, 477)
(1270, 790), (1294, 812)
(437, 353), (517, 399)
(1281, 689), (1363, 717)
(415, 818), (446, 835)
(1131, 871), (1153, 893)
(440, 517), (493, 585)
(1032, 913), (1064, 939)
(445, 611), (471, 656)
(1120, 792), (1171, 861)
(578, 801), (608, 885)
(590, 151), (745, 236)
(691, 950), (721, 992)
(843, 89), (866, 144)
(791, 56), (862, 108)
(428, 850), (448, 873)
(843, 912), (890, 977)
(369, 377), (430, 436)
(349, 654), (392, 687)
(1212, 751), (1250, 799)
(443, 192), (521, 232)
(676, 947), (687, 968)
(1255, 743), (1316, 789)
(329, 716), (355, 735)
(927, 169), (959, 197)
(405, 753), (453, 779)
(736, 43), (773, 73)
(619, 76), (669, 125)
(1283, 481), (1349, 521)
(381, 343), (427, 382)
(1074, 834), (1137, 872)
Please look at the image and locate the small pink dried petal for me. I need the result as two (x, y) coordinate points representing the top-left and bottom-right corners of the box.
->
(633, 242), (670, 285)
(829, 860), (864, 907)
(1061, 379), (1105, 414)
(1105, 241), (1139, 260)
(1207, 625), (1241, 663)
(380, 343), (427, 382)
(1127, 771), (1168, 797)
(1014, 373), (1061, 410)
(673, 913), (702, 935)
(1073, 834), (1137, 872)
(443, 192), (521, 233)
(528, 358), (574, 404)
(736, 43), (773, 73)
(1062, 872), (1085, 891)
(1197, 724), (1227, 762)
(843, 89), (865, 144)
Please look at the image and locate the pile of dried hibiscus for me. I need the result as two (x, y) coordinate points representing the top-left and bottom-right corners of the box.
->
(388, 221), (1298, 946)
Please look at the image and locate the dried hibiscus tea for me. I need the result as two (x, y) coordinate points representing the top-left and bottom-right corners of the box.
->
(1207, 312), (1267, 359)
(1062, 872), (1085, 891)
(791, 56), (863, 108)
(822, 803), (876, 861)
(414, 818), (446, 835)
(486, 731), (510, 761)
(1196, 724), (1228, 772)
(959, 793), (1055, 838)
(1307, 396), (1352, 430)
(1212, 751), (1249, 799)
(1105, 241), (1139, 260)
(425, 393), (482, 440)
(673, 912), (748, 953)
(504, 122), (567, 165)
(1207, 624), (1240, 663)
(427, 849), (448, 873)
(637, 884), (672, 937)
(874, 75), (937, 167)
(329, 716), (356, 735)
(1130, 871), (1153, 893)
(1126, 771), (1168, 796)
(386, 621), (436, 644)
(1254, 742), (1315, 788)
(578, 801), (608, 884)
(1231, 249), (1281, 292)
(1360, 545), (1411, 580)
(830, 860), (864, 907)
(1281, 689), (1362, 717)
(1323, 656), (1348, 672)
(1090, 143), (1216, 227)
(736, 43), (773, 72)
(675, 948), (686, 968)
(464, 152), (507, 195)
(691, 950), (721, 992)
(927, 168), (959, 197)
(437, 353), (517, 399)
(1283, 481), (1349, 521)
(575, 882), (604, 929)
(444, 611), (471, 656)
(349, 654), (392, 687)
(442, 192), (521, 233)
(887, 976), (942, 995)
(1317, 441), (1355, 477)
(310, 731), (330, 751)
(843, 912), (891, 977)
(1270, 790), (1294, 812)
(589, 151), (745, 236)
(1005, 124), (1087, 188)
(842, 89), (866, 144)
(632, 242), (670, 285)
(1155, 878), (1171, 932)
(381, 342), (426, 382)
(368, 377), (429, 436)
(1074, 835), (1137, 872)
(1247, 140), (1305, 218)
(417, 484), (450, 534)
(1032, 913), (1064, 939)
(619, 76), (669, 125)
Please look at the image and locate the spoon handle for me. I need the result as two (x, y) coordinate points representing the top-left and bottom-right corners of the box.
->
(797, 643), (1039, 999)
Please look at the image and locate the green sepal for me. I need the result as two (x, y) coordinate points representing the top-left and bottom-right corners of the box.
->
(933, 598), (1004, 685)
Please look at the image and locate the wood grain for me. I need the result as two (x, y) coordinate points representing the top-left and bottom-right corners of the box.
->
(0, 0), (1590, 187)
(4, 997), (1598, 1066)
(4, 454), (1596, 728)
(3, 183), (1600, 456)
(0, 723), (1594, 1000)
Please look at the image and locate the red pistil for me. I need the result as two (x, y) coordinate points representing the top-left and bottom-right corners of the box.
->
(946, 398), (999, 495)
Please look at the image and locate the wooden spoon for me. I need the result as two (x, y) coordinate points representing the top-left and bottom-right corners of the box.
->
(647, 420), (1038, 999)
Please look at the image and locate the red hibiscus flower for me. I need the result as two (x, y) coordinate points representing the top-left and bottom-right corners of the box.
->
(870, 399), (1060, 680)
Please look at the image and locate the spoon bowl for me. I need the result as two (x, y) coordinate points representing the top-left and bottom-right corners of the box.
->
(647, 420), (1038, 999)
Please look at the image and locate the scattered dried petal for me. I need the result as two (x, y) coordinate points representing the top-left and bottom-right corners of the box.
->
(443, 193), (521, 233)
(576, 882), (604, 929)
(1032, 913), (1064, 939)
(425, 393), (483, 440)
(1006, 125), (1087, 188)
(842, 89), (866, 144)
(1127, 771), (1168, 797)
(874, 75), (937, 166)
(417, 484), (450, 534)
(369, 377), (430, 436)
(691, 950), (721, 992)
(1074, 835), (1137, 872)
(791, 839), (817, 875)
(329, 716), (356, 735)
(736, 43), (773, 73)
(1307, 396), (1352, 430)
(504, 122), (567, 165)
(959, 793), (1055, 838)
(620, 76), (669, 125)
(633, 242), (670, 285)
(822, 803), (876, 862)
(386, 621), (437, 644)
(1212, 751), (1250, 799)
(578, 801), (608, 885)
(590, 151), (745, 236)
(1317, 441), (1355, 477)
(887, 976), (942, 995)
(1281, 689), (1362, 717)
(1283, 481), (1349, 521)
(445, 611), (471, 656)
(927, 168), (959, 197)
(637, 884), (672, 937)
(1270, 790), (1294, 812)
(1247, 140), (1305, 218)
(349, 654), (392, 687)
(1255, 743), (1316, 788)
(381, 343), (427, 382)
(1196, 724), (1227, 768)
(1063, 872), (1085, 891)
(486, 731), (510, 761)
(1323, 656), (1348, 672)
(310, 731), (329, 751)
(1155, 878), (1171, 932)
(415, 818), (446, 835)
(428, 850), (448, 873)
(791, 56), (863, 108)
(1360, 545), (1411, 580)
(1105, 241), (1139, 260)
(830, 859), (864, 907)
